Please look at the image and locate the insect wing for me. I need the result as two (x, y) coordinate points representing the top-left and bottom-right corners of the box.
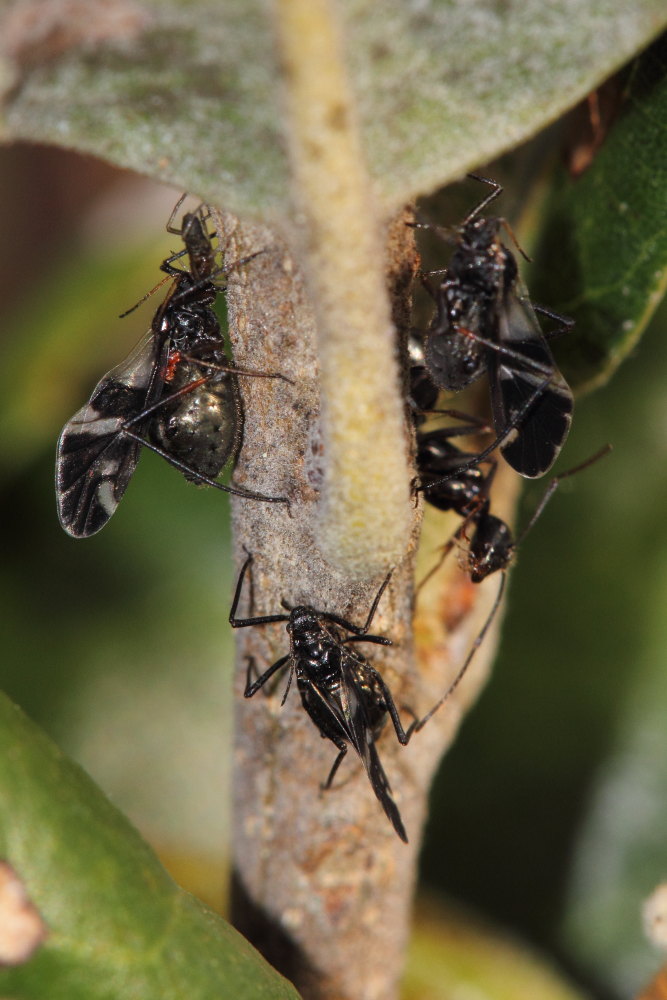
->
(490, 293), (573, 478)
(56, 332), (165, 537)
(337, 653), (408, 842)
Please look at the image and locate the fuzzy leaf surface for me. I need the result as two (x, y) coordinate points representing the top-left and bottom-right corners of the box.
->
(0, 1), (665, 221)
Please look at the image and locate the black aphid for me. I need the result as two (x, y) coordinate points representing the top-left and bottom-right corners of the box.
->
(229, 555), (415, 842)
(56, 200), (289, 537)
(418, 174), (574, 480)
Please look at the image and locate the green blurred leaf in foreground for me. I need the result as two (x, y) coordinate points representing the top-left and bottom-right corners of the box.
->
(0, 1), (665, 221)
(531, 35), (667, 391)
(0, 692), (299, 1000)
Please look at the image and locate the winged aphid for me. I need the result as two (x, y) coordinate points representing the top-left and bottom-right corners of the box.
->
(416, 175), (574, 481)
(56, 202), (289, 538)
(229, 555), (415, 842)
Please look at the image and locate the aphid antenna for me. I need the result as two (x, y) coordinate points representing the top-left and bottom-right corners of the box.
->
(165, 195), (212, 237)
(413, 215), (533, 276)
(416, 510), (475, 595)
(462, 173), (503, 223)
(465, 173), (531, 263)
(325, 571), (393, 636)
(512, 443), (612, 549)
(280, 658), (298, 706)
(165, 192), (189, 233)
(411, 175), (531, 267)
(119, 272), (175, 318)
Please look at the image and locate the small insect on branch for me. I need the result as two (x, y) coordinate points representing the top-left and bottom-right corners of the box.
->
(56, 203), (291, 538)
(229, 554), (416, 842)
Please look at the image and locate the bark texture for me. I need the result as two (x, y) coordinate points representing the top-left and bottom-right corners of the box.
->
(214, 207), (514, 1000)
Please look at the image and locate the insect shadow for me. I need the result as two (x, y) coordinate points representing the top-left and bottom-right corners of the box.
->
(414, 440), (612, 730)
(414, 174), (574, 482)
(229, 554), (415, 842)
(57, 199), (291, 538)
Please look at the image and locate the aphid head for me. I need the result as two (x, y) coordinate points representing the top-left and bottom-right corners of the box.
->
(461, 216), (501, 253)
(287, 606), (322, 637)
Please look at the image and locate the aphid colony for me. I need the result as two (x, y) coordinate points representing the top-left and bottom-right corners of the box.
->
(56, 179), (606, 842)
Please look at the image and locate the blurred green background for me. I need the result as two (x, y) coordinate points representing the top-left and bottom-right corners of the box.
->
(1, 142), (665, 999)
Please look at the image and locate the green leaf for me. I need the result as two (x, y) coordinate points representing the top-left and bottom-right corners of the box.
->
(0, 692), (300, 1000)
(530, 37), (667, 391)
(1, 1), (665, 220)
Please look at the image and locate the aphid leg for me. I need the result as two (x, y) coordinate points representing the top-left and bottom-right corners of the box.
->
(322, 742), (349, 791)
(244, 654), (290, 699)
(458, 326), (556, 379)
(416, 519), (469, 594)
(112, 379), (290, 506)
(121, 428), (289, 504)
(365, 668), (416, 746)
(426, 409), (493, 433)
(531, 303), (575, 341)
(343, 635), (392, 647)
(229, 554), (291, 628)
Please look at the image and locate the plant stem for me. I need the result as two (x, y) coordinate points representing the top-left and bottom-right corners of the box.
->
(272, 0), (413, 579)
(214, 207), (510, 1000)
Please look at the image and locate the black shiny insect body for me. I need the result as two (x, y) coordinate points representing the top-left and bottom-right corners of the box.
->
(57, 204), (288, 538)
(419, 175), (574, 480)
(417, 425), (493, 517)
(229, 556), (414, 842)
(147, 214), (243, 483)
(423, 215), (506, 394)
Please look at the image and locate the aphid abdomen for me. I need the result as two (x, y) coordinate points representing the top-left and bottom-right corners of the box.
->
(424, 321), (486, 391)
(151, 352), (241, 481)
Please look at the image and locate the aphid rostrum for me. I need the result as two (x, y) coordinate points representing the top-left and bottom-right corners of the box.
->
(57, 202), (289, 538)
(229, 555), (414, 842)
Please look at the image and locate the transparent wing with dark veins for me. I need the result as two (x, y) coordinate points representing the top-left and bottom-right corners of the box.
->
(56, 332), (166, 537)
(490, 292), (573, 478)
